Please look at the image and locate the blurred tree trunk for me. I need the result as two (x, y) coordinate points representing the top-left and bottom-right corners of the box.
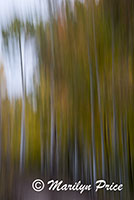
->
(0, 92), (1, 170)
(86, 0), (96, 183)
(19, 33), (25, 173)
(48, 0), (56, 174)
(111, 13), (117, 180)
(87, 32), (96, 183)
(40, 116), (44, 174)
(91, 0), (105, 179)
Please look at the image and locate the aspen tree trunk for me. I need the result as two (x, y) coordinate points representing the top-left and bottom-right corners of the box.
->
(111, 15), (117, 179)
(91, 0), (105, 178)
(48, 0), (56, 174)
(0, 92), (1, 170)
(19, 33), (25, 173)
(86, 0), (96, 183)
(87, 35), (96, 183)
(40, 116), (44, 174)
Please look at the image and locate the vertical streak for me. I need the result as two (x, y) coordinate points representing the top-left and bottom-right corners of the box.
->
(48, 0), (55, 173)
(91, 0), (105, 178)
(87, 34), (96, 183)
(19, 33), (25, 173)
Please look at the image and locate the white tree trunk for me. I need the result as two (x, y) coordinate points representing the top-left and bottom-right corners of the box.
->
(48, 0), (56, 173)
(19, 33), (25, 173)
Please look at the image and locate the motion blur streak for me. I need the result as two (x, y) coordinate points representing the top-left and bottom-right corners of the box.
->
(0, 0), (133, 199)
